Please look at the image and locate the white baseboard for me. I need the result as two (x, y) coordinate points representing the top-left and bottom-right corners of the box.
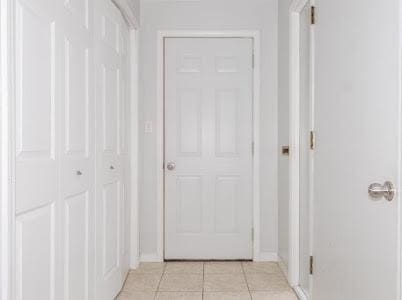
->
(293, 286), (309, 300)
(139, 253), (164, 263)
(254, 252), (278, 262)
(130, 256), (140, 269)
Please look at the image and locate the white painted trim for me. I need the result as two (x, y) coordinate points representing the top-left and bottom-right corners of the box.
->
(112, 0), (140, 29)
(129, 29), (140, 270)
(293, 286), (309, 300)
(399, 0), (402, 299)
(289, 0), (314, 291)
(140, 253), (164, 263)
(0, 0), (14, 299)
(156, 30), (261, 261)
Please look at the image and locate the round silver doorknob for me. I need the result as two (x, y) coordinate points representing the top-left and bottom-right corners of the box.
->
(368, 181), (395, 201)
(166, 162), (176, 171)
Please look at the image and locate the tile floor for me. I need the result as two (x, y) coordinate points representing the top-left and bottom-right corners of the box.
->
(117, 261), (298, 300)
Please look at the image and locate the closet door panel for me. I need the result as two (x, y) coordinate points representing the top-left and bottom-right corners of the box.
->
(60, 3), (95, 299)
(14, 1), (60, 300)
(94, 1), (130, 299)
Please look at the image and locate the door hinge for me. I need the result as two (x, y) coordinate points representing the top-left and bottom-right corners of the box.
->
(311, 6), (316, 25)
(252, 53), (255, 69)
(309, 256), (314, 275)
(252, 141), (255, 156)
(251, 228), (254, 241)
(310, 131), (315, 150)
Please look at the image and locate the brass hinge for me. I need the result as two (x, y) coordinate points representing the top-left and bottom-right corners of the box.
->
(309, 256), (314, 275)
(310, 131), (315, 150)
(311, 6), (316, 25)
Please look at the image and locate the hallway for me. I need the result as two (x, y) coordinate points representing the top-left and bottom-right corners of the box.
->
(117, 262), (297, 300)
(1, 0), (402, 299)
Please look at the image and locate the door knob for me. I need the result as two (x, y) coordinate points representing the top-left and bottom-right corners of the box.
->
(166, 162), (176, 171)
(368, 181), (395, 201)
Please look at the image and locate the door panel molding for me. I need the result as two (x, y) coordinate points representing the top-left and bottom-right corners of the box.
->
(156, 30), (261, 261)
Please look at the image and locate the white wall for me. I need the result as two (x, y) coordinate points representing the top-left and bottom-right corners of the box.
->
(278, 0), (292, 267)
(138, 0), (279, 259)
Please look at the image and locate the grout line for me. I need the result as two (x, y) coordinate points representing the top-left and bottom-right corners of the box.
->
(154, 263), (167, 300)
(241, 262), (253, 299)
(202, 262), (205, 299)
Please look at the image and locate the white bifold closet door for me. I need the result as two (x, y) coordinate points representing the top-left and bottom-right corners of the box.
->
(13, 0), (130, 299)
(94, 1), (131, 299)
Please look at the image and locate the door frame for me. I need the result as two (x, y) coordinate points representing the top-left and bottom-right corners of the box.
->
(0, 0), (14, 299)
(289, 0), (314, 299)
(156, 30), (261, 261)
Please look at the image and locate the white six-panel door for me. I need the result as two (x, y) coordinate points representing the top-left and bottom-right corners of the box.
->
(14, 0), (131, 299)
(164, 38), (254, 260)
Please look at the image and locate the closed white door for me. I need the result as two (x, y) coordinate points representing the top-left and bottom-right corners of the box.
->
(13, 0), (130, 299)
(164, 38), (254, 260)
(313, 1), (400, 299)
(14, 0), (96, 299)
(94, 0), (130, 299)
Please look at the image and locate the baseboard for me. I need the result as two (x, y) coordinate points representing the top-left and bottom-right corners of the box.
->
(293, 285), (309, 300)
(130, 256), (140, 269)
(139, 253), (164, 263)
(254, 252), (278, 262)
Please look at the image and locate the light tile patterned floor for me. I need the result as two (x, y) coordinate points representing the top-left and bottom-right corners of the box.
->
(117, 261), (298, 300)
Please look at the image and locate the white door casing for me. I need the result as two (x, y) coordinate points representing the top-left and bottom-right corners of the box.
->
(313, 1), (400, 299)
(298, 1), (313, 298)
(289, 1), (315, 297)
(94, 0), (131, 299)
(164, 37), (254, 260)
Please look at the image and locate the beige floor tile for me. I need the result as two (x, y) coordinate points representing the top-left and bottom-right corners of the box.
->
(130, 262), (166, 274)
(250, 291), (298, 300)
(123, 273), (162, 292)
(245, 273), (290, 292)
(156, 292), (202, 300)
(116, 291), (156, 300)
(165, 262), (204, 274)
(204, 292), (252, 300)
(204, 262), (243, 274)
(204, 274), (249, 292)
(158, 274), (203, 291)
(242, 262), (282, 275)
